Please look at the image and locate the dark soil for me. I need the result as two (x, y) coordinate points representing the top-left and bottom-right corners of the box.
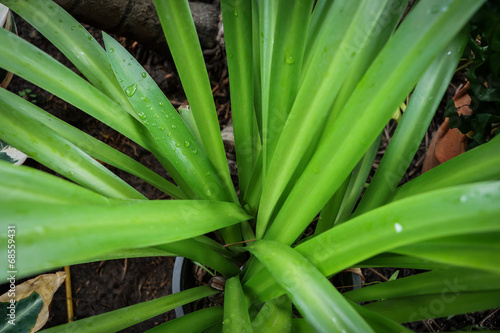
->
(0, 8), (498, 333)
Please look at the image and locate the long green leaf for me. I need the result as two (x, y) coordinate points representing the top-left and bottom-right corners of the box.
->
(390, 135), (500, 202)
(245, 181), (500, 302)
(262, 1), (484, 245)
(221, 0), (254, 195)
(0, 28), (150, 147)
(0, 160), (110, 205)
(1, 199), (249, 279)
(104, 33), (229, 202)
(364, 291), (500, 324)
(344, 267), (500, 303)
(249, 240), (373, 333)
(391, 232), (500, 273)
(146, 307), (223, 333)
(0, 105), (145, 200)
(355, 32), (467, 215)
(223, 277), (253, 333)
(0, 0), (136, 118)
(257, 0), (406, 239)
(0, 87), (185, 199)
(262, 0), (315, 172)
(153, 0), (237, 203)
(357, 253), (450, 271)
(42, 286), (218, 333)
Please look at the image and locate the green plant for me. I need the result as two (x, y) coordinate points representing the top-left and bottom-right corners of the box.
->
(1, 0), (499, 332)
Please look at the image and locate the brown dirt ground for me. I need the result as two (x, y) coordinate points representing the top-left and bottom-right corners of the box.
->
(0, 9), (498, 333)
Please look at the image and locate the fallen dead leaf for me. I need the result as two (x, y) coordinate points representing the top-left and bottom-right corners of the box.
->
(422, 82), (472, 172)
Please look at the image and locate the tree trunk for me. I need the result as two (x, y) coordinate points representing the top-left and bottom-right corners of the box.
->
(53, 0), (220, 53)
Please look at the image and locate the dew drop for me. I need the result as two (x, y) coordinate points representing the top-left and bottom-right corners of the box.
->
(141, 95), (150, 103)
(428, 5), (449, 14)
(125, 83), (137, 97)
(138, 112), (147, 119)
(175, 142), (181, 147)
(233, 8), (238, 16)
(141, 72), (147, 78)
(394, 223), (403, 233)
(109, 47), (115, 53)
(285, 54), (295, 64)
(192, 149), (198, 155)
(64, 144), (71, 150)
(159, 125), (165, 131)
(159, 101), (164, 107)
(460, 195), (468, 203)
(184, 140), (191, 147)
(171, 125), (177, 129)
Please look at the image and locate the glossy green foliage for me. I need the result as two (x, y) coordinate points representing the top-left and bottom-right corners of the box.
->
(42, 286), (218, 333)
(249, 240), (373, 332)
(104, 33), (229, 202)
(153, 0), (237, 204)
(0, 0), (498, 332)
(223, 277), (253, 332)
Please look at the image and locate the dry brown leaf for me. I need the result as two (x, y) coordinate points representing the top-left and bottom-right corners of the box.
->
(0, 272), (66, 332)
(422, 82), (473, 173)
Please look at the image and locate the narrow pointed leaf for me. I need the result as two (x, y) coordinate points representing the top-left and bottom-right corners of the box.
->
(391, 233), (500, 273)
(249, 240), (373, 333)
(0, 28), (150, 148)
(153, 0), (237, 203)
(245, 182), (500, 302)
(1, 0), (136, 118)
(146, 307), (223, 333)
(390, 135), (500, 202)
(258, 0), (406, 238)
(1, 199), (250, 279)
(0, 87), (185, 199)
(364, 291), (500, 323)
(263, 1), (484, 246)
(355, 33), (467, 215)
(221, 0), (254, 195)
(42, 286), (218, 333)
(0, 161), (110, 205)
(104, 33), (229, 202)
(223, 277), (253, 333)
(0, 105), (144, 200)
(344, 267), (500, 303)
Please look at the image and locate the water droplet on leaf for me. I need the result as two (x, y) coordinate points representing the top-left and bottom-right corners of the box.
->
(125, 84), (137, 97)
